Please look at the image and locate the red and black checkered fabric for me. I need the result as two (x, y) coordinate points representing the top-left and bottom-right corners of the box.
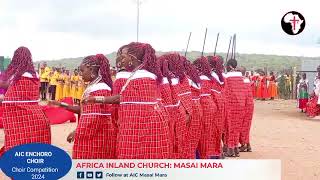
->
(73, 86), (118, 159)
(239, 81), (254, 145)
(198, 79), (219, 158)
(117, 77), (171, 159)
(224, 74), (247, 148)
(1, 77), (51, 156)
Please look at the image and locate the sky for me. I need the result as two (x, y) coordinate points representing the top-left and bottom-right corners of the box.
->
(0, 0), (319, 61)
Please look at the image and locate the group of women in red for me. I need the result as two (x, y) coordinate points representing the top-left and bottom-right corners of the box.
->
(0, 42), (254, 159)
(250, 72), (278, 100)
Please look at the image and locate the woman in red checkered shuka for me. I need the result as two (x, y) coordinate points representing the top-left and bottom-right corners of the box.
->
(0, 47), (51, 156)
(207, 55), (226, 158)
(111, 42), (171, 159)
(193, 57), (221, 159)
(51, 54), (118, 159)
(157, 54), (193, 159)
(223, 59), (247, 157)
(181, 57), (203, 159)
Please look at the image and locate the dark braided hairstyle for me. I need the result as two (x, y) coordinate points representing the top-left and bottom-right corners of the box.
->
(180, 56), (201, 84)
(117, 42), (163, 83)
(161, 53), (186, 80)
(226, 58), (238, 72)
(4, 46), (36, 83)
(82, 54), (113, 88)
(207, 55), (224, 83)
(158, 55), (175, 84)
(193, 56), (213, 80)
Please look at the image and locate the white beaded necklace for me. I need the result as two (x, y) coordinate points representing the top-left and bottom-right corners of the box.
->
(81, 75), (102, 99)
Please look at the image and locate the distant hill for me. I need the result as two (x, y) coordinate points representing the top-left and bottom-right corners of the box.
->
(34, 51), (320, 72)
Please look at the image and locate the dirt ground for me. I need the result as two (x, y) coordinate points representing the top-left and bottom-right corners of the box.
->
(0, 99), (320, 180)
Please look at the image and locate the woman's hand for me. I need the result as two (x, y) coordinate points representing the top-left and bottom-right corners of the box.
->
(48, 100), (61, 107)
(110, 95), (120, 104)
(82, 96), (96, 104)
(67, 130), (76, 143)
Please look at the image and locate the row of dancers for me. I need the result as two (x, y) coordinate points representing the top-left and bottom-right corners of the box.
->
(0, 42), (253, 159)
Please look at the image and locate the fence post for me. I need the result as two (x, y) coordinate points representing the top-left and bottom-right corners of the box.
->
(293, 67), (297, 99)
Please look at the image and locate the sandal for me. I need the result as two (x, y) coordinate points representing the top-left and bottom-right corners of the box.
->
(223, 145), (228, 153)
(239, 144), (247, 152)
(234, 147), (240, 157)
(246, 144), (252, 152)
(224, 148), (235, 157)
(220, 153), (225, 159)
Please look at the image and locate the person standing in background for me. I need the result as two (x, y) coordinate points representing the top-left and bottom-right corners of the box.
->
(48, 67), (58, 100)
(297, 73), (309, 113)
(40, 62), (50, 100)
(284, 73), (292, 100)
(71, 69), (80, 104)
(55, 68), (64, 101)
(76, 73), (84, 105)
(63, 70), (71, 98)
(267, 72), (278, 100)
(278, 73), (286, 99)
(250, 71), (258, 98)
(306, 66), (320, 117)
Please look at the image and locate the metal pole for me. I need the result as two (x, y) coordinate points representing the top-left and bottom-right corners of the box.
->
(201, 28), (208, 57)
(213, 33), (220, 56)
(185, 32), (192, 57)
(225, 36), (232, 63)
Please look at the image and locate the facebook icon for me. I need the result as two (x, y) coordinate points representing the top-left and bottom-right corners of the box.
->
(77, 171), (85, 179)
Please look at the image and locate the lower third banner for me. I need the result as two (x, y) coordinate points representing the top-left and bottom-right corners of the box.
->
(62, 160), (281, 180)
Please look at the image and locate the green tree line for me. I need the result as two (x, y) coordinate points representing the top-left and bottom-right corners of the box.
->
(34, 51), (319, 72)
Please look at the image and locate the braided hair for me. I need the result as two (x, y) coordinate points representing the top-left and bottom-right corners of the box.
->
(117, 42), (163, 83)
(180, 56), (201, 84)
(160, 53), (186, 80)
(193, 56), (213, 80)
(158, 55), (175, 84)
(4, 46), (36, 83)
(207, 55), (224, 83)
(82, 54), (113, 88)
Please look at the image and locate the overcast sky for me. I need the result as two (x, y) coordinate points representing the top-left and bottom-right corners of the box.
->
(0, 0), (319, 61)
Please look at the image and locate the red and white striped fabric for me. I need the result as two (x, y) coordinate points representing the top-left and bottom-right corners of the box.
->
(223, 72), (247, 149)
(186, 78), (203, 158)
(0, 72), (51, 156)
(73, 82), (118, 159)
(117, 70), (171, 159)
(240, 78), (254, 145)
(198, 75), (219, 158)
